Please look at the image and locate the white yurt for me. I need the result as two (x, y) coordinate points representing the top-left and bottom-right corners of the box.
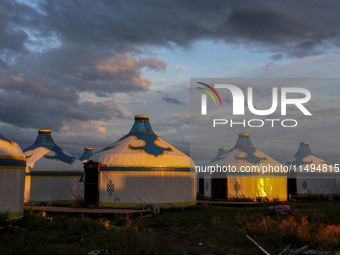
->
(0, 134), (26, 220)
(24, 130), (84, 205)
(202, 147), (228, 198)
(92, 115), (196, 207)
(207, 133), (287, 201)
(79, 147), (93, 163)
(286, 142), (340, 197)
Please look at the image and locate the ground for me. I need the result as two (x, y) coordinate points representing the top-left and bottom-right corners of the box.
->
(1, 201), (340, 255)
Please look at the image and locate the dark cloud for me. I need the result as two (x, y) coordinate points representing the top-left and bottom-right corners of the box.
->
(0, 69), (132, 130)
(0, 2), (28, 52)
(16, 48), (166, 96)
(160, 94), (185, 105)
(271, 54), (283, 61)
(37, 0), (340, 57)
(0, 0), (49, 62)
(0, 6), (166, 130)
(2, 0), (340, 59)
(264, 62), (275, 70)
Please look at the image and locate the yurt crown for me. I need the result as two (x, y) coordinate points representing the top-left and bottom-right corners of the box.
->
(297, 142), (312, 154)
(239, 133), (250, 137)
(215, 147), (227, 159)
(129, 114), (154, 133)
(34, 129), (55, 145)
(80, 146), (93, 161)
(235, 133), (253, 147)
(38, 129), (51, 133)
(135, 115), (149, 120)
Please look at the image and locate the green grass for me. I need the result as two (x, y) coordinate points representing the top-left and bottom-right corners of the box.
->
(1, 201), (340, 254)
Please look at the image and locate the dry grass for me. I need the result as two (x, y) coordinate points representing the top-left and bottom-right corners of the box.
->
(0, 210), (167, 255)
(235, 204), (340, 253)
(1, 201), (340, 254)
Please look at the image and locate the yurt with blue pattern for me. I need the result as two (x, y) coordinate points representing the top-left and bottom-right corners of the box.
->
(79, 147), (93, 163)
(0, 134), (26, 220)
(216, 133), (286, 201)
(210, 147), (228, 163)
(93, 115), (196, 207)
(286, 142), (340, 196)
(24, 130), (83, 204)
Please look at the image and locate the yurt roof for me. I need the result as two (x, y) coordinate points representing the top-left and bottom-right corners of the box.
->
(219, 133), (281, 167)
(0, 134), (26, 168)
(209, 147), (228, 163)
(286, 142), (326, 166)
(79, 147), (93, 162)
(94, 115), (194, 168)
(24, 130), (81, 170)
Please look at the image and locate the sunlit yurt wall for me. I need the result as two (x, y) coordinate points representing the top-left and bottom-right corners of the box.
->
(0, 134), (26, 220)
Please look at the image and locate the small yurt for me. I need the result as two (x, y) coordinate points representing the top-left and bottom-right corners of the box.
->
(210, 147), (228, 163)
(286, 142), (340, 197)
(208, 133), (287, 201)
(202, 148), (228, 198)
(79, 147), (93, 163)
(0, 135), (26, 220)
(24, 130), (84, 205)
(92, 115), (196, 207)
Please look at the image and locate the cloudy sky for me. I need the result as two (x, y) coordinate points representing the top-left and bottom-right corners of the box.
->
(1, 0), (340, 163)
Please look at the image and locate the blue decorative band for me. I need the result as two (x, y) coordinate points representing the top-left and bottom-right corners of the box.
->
(0, 158), (26, 167)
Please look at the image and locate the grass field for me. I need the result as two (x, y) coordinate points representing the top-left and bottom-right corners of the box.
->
(1, 201), (340, 255)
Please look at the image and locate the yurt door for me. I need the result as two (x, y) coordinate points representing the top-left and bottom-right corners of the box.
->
(287, 177), (297, 196)
(211, 178), (227, 200)
(199, 177), (204, 195)
(84, 161), (100, 206)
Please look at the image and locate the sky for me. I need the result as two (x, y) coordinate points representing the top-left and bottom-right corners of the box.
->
(0, 0), (340, 163)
